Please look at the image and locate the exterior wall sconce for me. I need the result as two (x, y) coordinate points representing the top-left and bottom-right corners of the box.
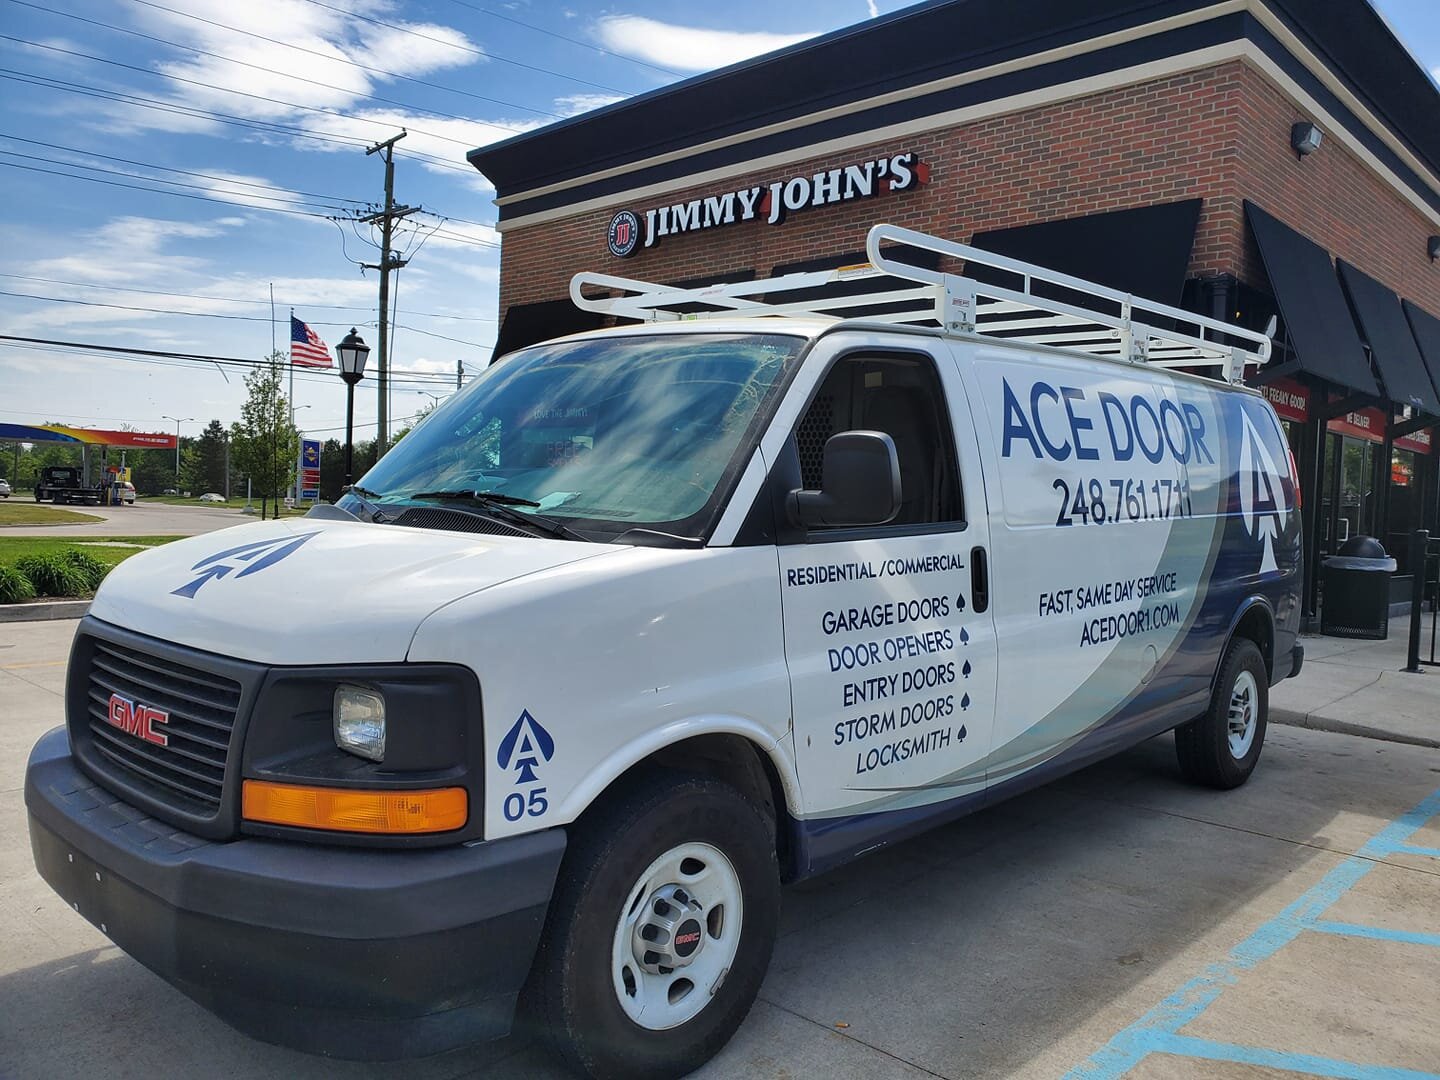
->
(1429, 236), (1440, 262)
(1291, 121), (1323, 159)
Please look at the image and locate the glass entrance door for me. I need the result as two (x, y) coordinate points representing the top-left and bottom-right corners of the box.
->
(1324, 434), (1379, 553)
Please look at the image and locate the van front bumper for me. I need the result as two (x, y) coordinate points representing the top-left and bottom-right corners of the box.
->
(24, 726), (566, 1060)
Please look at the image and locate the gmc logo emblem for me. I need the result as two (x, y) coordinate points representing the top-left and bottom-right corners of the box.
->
(107, 694), (169, 747)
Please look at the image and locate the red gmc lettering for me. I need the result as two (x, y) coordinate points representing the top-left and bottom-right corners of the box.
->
(107, 694), (169, 747)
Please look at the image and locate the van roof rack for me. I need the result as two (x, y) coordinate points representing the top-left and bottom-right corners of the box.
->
(570, 222), (1272, 384)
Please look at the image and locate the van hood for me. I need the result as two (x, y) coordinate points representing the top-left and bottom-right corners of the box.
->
(89, 518), (619, 665)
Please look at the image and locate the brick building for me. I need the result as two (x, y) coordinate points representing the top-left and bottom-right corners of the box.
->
(469, 0), (1440, 619)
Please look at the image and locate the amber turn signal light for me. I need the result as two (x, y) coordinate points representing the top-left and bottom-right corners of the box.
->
(242, 780), (468, 834)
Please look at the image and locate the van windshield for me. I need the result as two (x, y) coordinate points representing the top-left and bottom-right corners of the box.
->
(355, 333), (804, 538)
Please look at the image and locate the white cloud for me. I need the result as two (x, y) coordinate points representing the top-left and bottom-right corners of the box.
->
(103, 0), (527, 173)
(556, 94), (626, 117)
(594, 15), (816, 72)
(867, 1), (880, 16)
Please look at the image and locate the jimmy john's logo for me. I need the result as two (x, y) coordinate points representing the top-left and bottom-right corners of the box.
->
(607, 209), (641, 258)
(607, 151), (929, 256)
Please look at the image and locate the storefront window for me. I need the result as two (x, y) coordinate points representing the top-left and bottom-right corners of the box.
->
(1388, 447), (1420, 574)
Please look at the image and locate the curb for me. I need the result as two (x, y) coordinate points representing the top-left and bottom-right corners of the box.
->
(1270, 706), (1440, 750)
(0, 600), (90, 623)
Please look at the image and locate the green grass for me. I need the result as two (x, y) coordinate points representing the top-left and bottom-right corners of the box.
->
(0, 536), (183, 600)
(0, 501), (103, 526)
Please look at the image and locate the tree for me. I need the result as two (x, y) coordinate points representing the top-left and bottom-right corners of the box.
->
(182, 420), (230, 495)
(229, 352), (299, 519)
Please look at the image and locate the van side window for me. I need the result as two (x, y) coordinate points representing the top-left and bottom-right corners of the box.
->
(795, 352), (963, 527)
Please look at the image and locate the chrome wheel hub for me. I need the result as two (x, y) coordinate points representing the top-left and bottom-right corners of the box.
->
(611, 841), (743, 1030)
(1227, 669), (1259, 758)
(632, 883), (706, 973)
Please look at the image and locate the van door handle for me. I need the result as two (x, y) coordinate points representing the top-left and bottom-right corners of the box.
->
(970, 546), (989, 614)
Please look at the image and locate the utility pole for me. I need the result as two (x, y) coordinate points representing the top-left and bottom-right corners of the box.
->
(362, 130), (417, 459)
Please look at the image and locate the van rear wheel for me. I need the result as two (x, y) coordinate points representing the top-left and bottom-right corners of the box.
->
(1175, 637), (1268, 789)
(529, 773), (779, 1079)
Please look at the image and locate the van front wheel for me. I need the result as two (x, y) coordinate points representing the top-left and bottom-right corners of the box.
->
(1176, 637), (1268, 789)
(530, 774), (779, 1079)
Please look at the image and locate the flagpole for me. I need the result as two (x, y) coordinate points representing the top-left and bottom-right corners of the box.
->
(289, 307), (297, 507)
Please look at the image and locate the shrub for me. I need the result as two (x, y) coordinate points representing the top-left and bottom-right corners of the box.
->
(14, 554), (90, 598)
(0, 565), (36, 604)
(61, 548), (110, 591)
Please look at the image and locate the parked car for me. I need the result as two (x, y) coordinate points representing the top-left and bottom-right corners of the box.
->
(119, 482), (136, 505)
(0, 478), (11, 498)
(162, 488), (179, 496)
(198, 492), (227, 503)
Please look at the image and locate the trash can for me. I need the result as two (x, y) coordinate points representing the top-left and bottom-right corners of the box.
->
(1320, 536), (1397, 640)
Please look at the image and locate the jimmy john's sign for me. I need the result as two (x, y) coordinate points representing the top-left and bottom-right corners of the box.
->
(606, 151), (930, 258)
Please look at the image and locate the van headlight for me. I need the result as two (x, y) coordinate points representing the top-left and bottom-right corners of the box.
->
(334, 685), (386, 761)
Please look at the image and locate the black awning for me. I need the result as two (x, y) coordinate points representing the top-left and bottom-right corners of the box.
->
(1403, 299), (1440, 406)
(1338, 261), (1440, 416)
(491, 299), (606, 362)
(1244, 202), (1377, 396)
(969, 199), (1201, 306)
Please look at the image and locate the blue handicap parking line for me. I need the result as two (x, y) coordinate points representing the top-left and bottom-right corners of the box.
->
(1065, 787), (1440, 1080)
(1137, 1034), (1440, 1080)
(1310, 920), (1440, 949)
(1396, 844), (1440, 860)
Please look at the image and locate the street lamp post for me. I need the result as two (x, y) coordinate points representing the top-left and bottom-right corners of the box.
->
(162, 415), (193, 489)
(336, 329), (371, 488)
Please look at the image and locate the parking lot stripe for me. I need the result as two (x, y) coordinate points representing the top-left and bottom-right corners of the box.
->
(1395, 844), (1440, 860)
(1065, 785), (1440, 1080)
(1139, 1033), (1440, 1079)
(1309, 921), (1440, 949)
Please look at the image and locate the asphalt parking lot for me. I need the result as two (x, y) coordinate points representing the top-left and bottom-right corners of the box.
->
(3, 619), (1438, 1079)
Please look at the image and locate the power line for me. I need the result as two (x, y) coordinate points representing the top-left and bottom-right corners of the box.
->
(0, 337), (463, 386)
(0, 273), (497, 321)
(444, 0), (685, 78)
(0, 132), (369, 207)
(0, 160), (336, 220)
(0, 68), (477, 174)
(0, 149), (357, 213)
(1, 5), (534, 137)
(121, 0), (565, 120)
(0, 291), (496, 349)
(0, 34), (481, 149)
(300, 0), (635, 96)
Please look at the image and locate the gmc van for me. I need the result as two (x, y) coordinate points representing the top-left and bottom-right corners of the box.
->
(26, 224), (1302, 1079)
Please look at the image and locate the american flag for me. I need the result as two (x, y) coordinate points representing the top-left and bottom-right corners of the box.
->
(290, 316), (332, 368)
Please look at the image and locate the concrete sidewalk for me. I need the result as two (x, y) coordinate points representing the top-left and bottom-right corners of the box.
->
(1272, 612), (1440, 748)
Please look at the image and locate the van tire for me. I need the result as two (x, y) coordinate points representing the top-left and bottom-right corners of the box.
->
(528, 773), (779, 1080)
(1175, 637), (1268, 789)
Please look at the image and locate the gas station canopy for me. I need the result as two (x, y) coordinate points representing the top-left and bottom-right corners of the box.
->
(0, 423), (176, 449)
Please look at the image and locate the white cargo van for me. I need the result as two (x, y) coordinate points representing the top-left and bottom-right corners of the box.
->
(26, 224), (1302, 1078)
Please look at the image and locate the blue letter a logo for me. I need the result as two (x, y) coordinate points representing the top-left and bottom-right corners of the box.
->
(497, 710), (555, 784)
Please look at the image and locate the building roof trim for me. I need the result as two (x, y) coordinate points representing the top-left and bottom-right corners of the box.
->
(492, 40), (1440, 236)
(472, 0), (1440, 226)
(489, 1), (1246, 209)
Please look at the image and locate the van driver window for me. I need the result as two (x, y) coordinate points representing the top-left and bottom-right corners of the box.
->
(794, 353), (963, 527)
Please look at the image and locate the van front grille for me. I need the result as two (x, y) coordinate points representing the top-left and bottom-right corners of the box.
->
(82, 637), (242, 816)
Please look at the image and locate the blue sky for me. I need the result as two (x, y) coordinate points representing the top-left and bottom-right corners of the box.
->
(1, 0), (1436, 445)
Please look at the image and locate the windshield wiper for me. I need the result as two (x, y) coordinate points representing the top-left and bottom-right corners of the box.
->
(339, 484), (390, 523)
(408, 489), (540, 507)
(405, 490), (587, 541)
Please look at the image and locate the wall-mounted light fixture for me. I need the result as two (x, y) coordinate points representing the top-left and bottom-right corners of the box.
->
(1291, 121), (1323, 159)
(1429, 235), (1440, 262)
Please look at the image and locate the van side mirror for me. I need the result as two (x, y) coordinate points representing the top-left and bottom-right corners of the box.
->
(788, 431), (901, 528)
